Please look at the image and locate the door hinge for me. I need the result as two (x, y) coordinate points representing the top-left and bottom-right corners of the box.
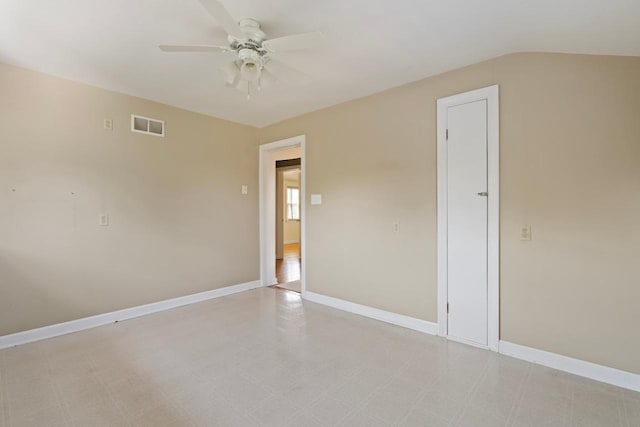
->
(445, 129), (449, 141)
(447, 302), (449, 314)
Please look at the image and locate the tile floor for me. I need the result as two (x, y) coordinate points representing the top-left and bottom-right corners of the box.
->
(0, 287), (638, 427)
(274, 280), (301, 293)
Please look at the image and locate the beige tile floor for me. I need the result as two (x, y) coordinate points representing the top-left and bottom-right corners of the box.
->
(0, 287), (638, 427)
(275, 280), (302, 293)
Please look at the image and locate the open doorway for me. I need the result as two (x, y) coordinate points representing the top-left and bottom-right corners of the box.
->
(275, 164), (301, 292)
(259, 135), (305, 294)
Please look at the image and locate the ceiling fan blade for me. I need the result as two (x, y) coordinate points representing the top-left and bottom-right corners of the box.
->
(260, 67), (277, 88)
(159, 45), (229, 53)
(262, 31), (325, 53)
(263, 59), (311, 85)
(198, 0), (244, 39)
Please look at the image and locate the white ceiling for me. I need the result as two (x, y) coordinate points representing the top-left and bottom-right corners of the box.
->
(1, 0), (638, 127)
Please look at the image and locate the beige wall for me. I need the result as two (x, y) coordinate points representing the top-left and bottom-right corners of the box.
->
(0, 62), (260, 336)
(259, 53), (640, 374)
(2, 53), (639, 375)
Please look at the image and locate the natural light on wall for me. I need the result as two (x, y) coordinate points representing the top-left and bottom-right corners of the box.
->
(286, 187), (300, 220)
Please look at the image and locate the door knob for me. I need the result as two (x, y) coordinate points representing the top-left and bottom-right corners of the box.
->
(477, 192), (488, 196)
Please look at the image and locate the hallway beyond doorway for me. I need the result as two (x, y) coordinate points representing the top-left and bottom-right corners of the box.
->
(275, 243), (301, 292)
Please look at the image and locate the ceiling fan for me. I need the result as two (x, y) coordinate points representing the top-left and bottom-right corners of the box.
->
(159, 0), (325, 99)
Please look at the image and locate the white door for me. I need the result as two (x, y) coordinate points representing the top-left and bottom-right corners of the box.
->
(446, 99), (488, 347)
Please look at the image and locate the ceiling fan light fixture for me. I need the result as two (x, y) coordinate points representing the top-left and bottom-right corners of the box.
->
(160, 0), (325, 97)
(240, 60), (261, 82)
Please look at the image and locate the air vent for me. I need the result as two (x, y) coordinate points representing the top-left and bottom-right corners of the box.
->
(131, 114), (164, 137)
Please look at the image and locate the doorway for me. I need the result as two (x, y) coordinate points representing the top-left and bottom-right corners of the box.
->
(275, 164), (301, 291)
(437, 85), (499, 351)
(259, 135), (306, 294)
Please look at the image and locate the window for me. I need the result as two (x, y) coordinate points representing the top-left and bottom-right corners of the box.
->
(286, 187), (300, 221)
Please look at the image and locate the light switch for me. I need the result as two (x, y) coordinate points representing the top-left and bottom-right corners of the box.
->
(310, 194), (322, 205)
(520, 225), (531, 241)
(99, 214), (109, 226)
(103, 118), (113, 131)
(241, 185), (248, 195)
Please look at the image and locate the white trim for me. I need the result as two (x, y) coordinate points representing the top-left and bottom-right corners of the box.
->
(0, 280), (261, 350)
(304, 292), (438, 335)
(259, 135), (306, 293)
(436, 85), (500, 351)
(499, 341), (640, 392)
(283, 240), (300, 245)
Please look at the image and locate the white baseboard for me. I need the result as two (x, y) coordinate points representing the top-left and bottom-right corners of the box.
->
(0, 280), (261, 350)
(499, 340), (640, 392)
(303, 291), (438, 335)
(301, 292), (639, 392)
(5, 282), (637, 393)
(283, 240), (299, 245)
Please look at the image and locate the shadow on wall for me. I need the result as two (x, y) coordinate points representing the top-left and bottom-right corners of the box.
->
(0, 163), (259, 336)
(0, 253), (88, 335)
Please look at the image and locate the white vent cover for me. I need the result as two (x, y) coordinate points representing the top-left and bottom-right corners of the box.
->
(131, 114), (164, 137)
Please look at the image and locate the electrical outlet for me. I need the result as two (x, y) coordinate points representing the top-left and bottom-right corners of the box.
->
(99, 214), (109, 226)
(393, 222), (400, 233)
(520, 225), (531, 241)
(103, 118), (113, 130)
(241, 185), (248, 195)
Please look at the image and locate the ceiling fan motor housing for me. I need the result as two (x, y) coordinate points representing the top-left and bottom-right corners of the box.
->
(238, 48), (262, 66)
(228, 18), (266, 44)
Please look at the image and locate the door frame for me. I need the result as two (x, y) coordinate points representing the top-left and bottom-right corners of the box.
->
(436, 85), (500, 351)
(259, 135), (306, 293)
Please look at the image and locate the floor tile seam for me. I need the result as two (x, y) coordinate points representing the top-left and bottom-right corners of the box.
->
(180, 386), (254, 425)
(391, 386), (433, 427)
(139, 397), (198, 426)
(133, 401), (197, 427)
(447, 357), (492, 426)
(4, 351), (70, 426)
(108, 375), (185, 422)
(308, 385), (368, 427)
(293, 412), (327, 427)
(45, 354), (75, 427)
(385, 357), (442, 425)
(212, 379), (281, 417)
(306, 410), (329, 426)
(352, 368), (414, 425)
(58, 371), (122, 419)
(503, 363), (532, 427)
(0, 363), (9, 427)
(567, 376), (576, 426)
(245, 406), (302, 427)
(621, 397), (635, 427)
(329, 373), (399, 427)
(617, 394), (628, 427)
